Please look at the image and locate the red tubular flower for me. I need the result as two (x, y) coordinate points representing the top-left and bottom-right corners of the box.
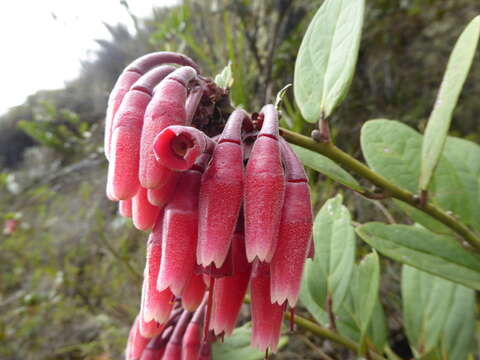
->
(142, 219), (175, 324)
(139, 278), (165, 338)
(181, 273), (207, 311)
(182, 301), (206, 360)
(250, 262), (285, 353)
(139, 327), (173, 360)
(163, 310), (193, 360)
(270, 138), (313, 307)
(105, 52), (200, 160)
(119, 199), (132, 218)
(139, 66), (198, 189)
(107, 65), (175, 200)
(147, 172), (180, 208)
(197, 109), (249, 268)
(244, 105), (286, 262)
(156, 154), (209, 296)
(153, 125), (215, 171)
(210, 230), (251, 336)
(126, 316), (150, 360)
(132, 187), (160, 231)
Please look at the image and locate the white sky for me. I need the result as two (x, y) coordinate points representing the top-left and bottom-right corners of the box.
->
(0, 0), (178, 115)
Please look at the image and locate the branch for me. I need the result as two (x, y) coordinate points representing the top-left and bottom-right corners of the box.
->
(280, 127), (480, 251)
(289, 313), (386, 360)
(243, 296), (386, 360)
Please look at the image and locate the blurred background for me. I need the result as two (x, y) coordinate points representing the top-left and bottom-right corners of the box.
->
(0, 0), (479, 359)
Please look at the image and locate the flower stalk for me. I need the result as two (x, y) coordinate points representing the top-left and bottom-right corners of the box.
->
(280, 127), (480, 251)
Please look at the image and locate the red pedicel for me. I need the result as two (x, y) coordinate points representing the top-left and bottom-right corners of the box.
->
(270, 138), (313, 307)
(182, 301), (206, 360)
(125, 316), (150, 360)
(132, 187), (160, 231)
(142, 221), (175, 324)
(139, 66), (198, 189)
(181, 273), (206, 311)
(250, 262), (285, 353)
(197, 109), (249, 268)
(163, 310), (193, 360)
(156, 154), (209, 296)
(244, 105), (286, 262)
(153, 125), (215, 171)
(105, 52), (200, 160)
(107, 65), (175, 200)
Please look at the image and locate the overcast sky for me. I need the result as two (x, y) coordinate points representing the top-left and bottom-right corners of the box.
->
(0, 0), (178, 115)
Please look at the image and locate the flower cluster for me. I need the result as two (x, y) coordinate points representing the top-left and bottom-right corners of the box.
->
(104, 52), (313, 359)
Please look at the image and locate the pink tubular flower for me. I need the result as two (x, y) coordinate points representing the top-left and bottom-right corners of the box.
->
(197, 109), (248, 268)
(139, 66), (198, 189)
(142, 219), (175, 324)
(102, 51), (319, 358)
(105, 52), (200, 160)
(125, 316), (150, 360)
(181, 273), (207, 312)
(270, 138), (313, 307)
(132, 187), (160, 231)
(244, 105), (286, 262)
(153, 125), (215, 171)
(250, 262), (285, 353)
(107, 65), (175, 200)
(147, 172), (180, 208)
(156, 154), (209, 296)
(119, 198), (132, 218)
(210, 229), (251, 336)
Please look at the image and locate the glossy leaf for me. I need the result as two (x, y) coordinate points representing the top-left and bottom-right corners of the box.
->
(294, 0), (365, 122)
(304, 195), (355, 312)
(212, 323), (287, 360)
(402, 266), (475, 358)
(361, 119), (478, 230)
(357, 223), (480, 290)
(290, 144), (363, 192)
(420, 16), (480, 191)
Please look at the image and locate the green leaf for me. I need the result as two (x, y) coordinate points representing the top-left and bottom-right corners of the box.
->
(357, 223), (480, 290)
(274, 84), (292, 110)
(351, 251), (380, 350)
(402, 266), (475, 358)
(290, 144), (363, 192)
(360, 119), (478, 230)
(419, 16), (480, 191)
(440, 282), (476, 360)
(212, 323), (287, 360)
(443, 137), (480, 232)
(394, 200), (454, 236)
(294, 0), (365, 122)
(214, 62), (234, 89)
(333, 262), (386, 353)
(304, 195), (356, 313)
